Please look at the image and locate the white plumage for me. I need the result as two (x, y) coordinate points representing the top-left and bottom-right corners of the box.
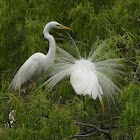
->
(43, 40), (125, 112)
(9, 53), (52, 91)
(9, 21), (72, 91)
(70, 59), (103, 100)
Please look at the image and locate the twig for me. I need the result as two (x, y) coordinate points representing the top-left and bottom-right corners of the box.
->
(0, 70), (13, 73)
(71, 131), (97, 138)
(132, 63), (139, 84)
(73, 122), (117, 140)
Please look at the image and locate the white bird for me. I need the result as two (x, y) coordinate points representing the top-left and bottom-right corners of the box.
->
(9, 21), (72, 92)
(70, 59), (104, 111)
(43, 39), (124, 112)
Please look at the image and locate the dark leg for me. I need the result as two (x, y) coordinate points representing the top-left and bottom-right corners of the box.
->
(24, 86), (28, 94)
(93, 102), (104, 128)
(83, 96), (87, 132)
(36, 81), (39, 88)
(19, 86), (28, 95)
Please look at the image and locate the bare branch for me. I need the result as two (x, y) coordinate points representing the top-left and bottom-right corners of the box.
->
(72, 122), (117, 140)
(132, 63), (139, 84)
(70, 131), (97, 138)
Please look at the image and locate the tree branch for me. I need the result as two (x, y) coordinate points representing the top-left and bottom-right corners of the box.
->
(71, 131), (98, 138)
(71, 122), (117, 140)
(132, 63), (139, 84)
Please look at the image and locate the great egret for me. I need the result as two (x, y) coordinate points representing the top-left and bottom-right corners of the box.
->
(43, 39), (124, 112)
(9, 21), (72, 92)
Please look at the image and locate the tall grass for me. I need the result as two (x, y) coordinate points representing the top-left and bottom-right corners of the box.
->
(0, 0), (140, 139)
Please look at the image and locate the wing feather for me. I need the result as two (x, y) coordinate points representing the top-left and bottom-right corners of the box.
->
(9, 59), (38, 91)
(70, 69), (103, 100)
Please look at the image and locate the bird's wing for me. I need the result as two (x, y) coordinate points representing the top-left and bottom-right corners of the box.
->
(9, 59), (39, 91)
(70, 69), (103, 100)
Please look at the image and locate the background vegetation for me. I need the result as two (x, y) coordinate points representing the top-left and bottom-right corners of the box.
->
(0, 0), (140, 139)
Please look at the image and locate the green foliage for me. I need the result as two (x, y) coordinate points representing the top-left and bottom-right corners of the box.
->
(0, 0), (140, 139)
(0, 91), (80, 139)
(115, 84), (140, 139)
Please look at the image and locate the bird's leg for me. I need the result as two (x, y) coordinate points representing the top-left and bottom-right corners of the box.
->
(24, 86), (29, 94)
(19, 87), (28, 95)
(83, 96), (87, 132)
(21, 86), (28, 95)
(93, 102), (104, 128)
(36, 81), (39, 88)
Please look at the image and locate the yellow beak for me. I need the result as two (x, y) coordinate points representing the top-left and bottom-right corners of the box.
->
(60, 25), (72, 31)
(101, 100), (104, 113)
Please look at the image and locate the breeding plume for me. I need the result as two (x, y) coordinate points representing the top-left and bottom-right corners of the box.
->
(9, 21), (72, 92)
(43, 39), (124, 112)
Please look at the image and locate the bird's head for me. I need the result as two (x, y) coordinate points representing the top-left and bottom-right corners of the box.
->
(51, 21), (72, 30)
(43, 21), (72, 35)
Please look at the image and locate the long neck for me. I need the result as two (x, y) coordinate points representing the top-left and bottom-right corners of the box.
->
(44, 26), (56, 60)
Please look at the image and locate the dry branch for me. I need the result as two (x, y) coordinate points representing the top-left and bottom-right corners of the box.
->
(132, 63), (139, 84)
(71, 122), (117, 139)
